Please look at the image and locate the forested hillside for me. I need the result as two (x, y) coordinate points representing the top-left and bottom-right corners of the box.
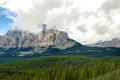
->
(0, 56), (119, 80)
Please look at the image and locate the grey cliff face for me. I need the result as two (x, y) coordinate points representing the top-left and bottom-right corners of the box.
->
(0, 29), (76, 48)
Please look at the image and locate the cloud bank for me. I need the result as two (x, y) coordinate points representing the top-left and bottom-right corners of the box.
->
(2, 0), (120, 44)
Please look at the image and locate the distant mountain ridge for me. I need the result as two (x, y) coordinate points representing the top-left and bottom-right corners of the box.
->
(87, 38), (120, 48)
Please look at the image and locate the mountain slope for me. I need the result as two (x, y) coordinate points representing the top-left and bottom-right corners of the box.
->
(0, 29), (120, 57)
(44, 43), (120, 57)
(0, 29), (77, 56)
(87, 38), (120, 48)
(0, 42), (120, 57)
(0, 29), (76, 48)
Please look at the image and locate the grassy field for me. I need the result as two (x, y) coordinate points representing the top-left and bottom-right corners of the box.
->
(0, 56), (119, 80)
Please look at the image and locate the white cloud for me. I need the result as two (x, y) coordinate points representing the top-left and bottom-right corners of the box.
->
(101, 0), (120, 13)
(2, 0), (33, 12)
(72, 0), (106, 12)
(0, 0), (9, 6)
(2, 0), (120, 44)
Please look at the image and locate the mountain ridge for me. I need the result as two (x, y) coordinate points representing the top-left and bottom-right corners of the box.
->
(0, 29), (77, 48)
(0, 29), (120, 57)
(87, 38), (120, 48)
(0, 29), (78, 56)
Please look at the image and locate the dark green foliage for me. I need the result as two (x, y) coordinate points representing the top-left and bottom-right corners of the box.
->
(96, 70), (120, 80)
(0, 57), (27, 63)
(61, 44), (120, 57)
(0, 43), (120, 57)
(0, 56), (39, 64)
(0, 47), (34, 56)
(0, 56), (119, 80)
(39, 43), (120, 57)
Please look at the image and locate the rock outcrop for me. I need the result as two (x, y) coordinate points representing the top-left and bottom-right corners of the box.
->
(0, 29), (76, 48)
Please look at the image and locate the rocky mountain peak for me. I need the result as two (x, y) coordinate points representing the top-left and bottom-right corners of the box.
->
(0, 29), (76, 48)
(6, 30), (35, 37)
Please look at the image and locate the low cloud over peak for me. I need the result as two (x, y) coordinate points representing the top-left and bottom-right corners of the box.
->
(1, 0), (120, 44)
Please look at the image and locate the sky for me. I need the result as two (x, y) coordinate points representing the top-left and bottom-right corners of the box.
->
(0, 7), (11, 34)
(0, 0), (120, 44)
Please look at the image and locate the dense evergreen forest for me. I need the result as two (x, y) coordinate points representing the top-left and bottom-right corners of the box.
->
(0, 56), (120, 80)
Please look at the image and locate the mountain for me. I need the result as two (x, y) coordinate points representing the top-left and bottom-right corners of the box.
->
(0, 29), (76, 48)
(0, 29), (120, 57)
(87, 38), (120, 48)
(0, 29), (77, 56)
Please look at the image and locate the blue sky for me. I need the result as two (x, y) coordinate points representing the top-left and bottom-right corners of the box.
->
(0, 7), (14, 35)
